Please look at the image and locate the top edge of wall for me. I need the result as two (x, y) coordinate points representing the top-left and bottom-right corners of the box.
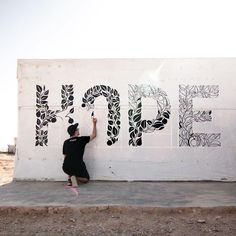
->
(17, 57), (236, 63)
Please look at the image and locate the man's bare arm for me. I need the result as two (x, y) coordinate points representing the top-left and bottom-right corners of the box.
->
(90, 117), (97, 141)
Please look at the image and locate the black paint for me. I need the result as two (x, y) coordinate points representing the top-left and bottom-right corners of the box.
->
(82, 85), (121, 146)
(128, 85), (171, 146)
(35, 85), (75, 146)
(179, 85), (221, 147)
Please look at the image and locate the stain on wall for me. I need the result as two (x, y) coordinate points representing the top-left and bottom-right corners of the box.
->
(179, 85), (221, 147)
(128, 84), (171, 146)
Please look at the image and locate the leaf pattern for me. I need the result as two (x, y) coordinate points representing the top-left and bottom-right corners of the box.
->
(179, 85), (221, 147)
(81, 85), (121, 146)
(128, 85), (171, 146)
(35, 85), (75, 146)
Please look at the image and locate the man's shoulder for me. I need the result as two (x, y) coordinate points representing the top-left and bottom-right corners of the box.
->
(64, 137), (79, 143)
(79, 136), (90, 139)
(64, 136), (89, 144)
(80, 136), (90, 142)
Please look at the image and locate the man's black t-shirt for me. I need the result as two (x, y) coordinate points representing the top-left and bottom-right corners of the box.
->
(62, 136), (90, 178)
(63, 136), (90, 163)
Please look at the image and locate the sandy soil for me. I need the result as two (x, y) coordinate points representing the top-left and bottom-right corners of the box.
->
(0, 153), (14, 186)
(0, 206), (236, 236)
(0, 154), (236, 236)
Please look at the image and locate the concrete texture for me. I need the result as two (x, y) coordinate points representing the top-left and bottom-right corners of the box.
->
(0, 181), (236, 207)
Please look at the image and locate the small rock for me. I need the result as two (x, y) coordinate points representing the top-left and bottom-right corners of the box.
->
(168, 228), (174, 233)
(69, 218), (76, 223)
(221, 177), (227, 181)
(197, 219), (206, 224)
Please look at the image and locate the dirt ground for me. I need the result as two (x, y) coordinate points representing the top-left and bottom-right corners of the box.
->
(0, 153), (14, 186)
(0, 206), (236, 236)
(0, 154), (236, 236)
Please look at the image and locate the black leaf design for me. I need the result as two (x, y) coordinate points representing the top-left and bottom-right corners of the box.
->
(81, 85), (121, 145)
(163, 112), (170, 119)
(129, 127), (134, 132)
(128, 85), (171, 146)
(36, 85), (42, 92)
(136, 121), (141, 127)
(36, 111), (41, 117)
(42, 121), (48, 126)
(136, 138), (142, 146)
(128, 109), (133, 116)
(36, 84), (75, 147)
(113, 127), (118, 135)
(179, 85), (220, 147)
(162, 118), (167, 124)
(152, 122), (163, 129)
(41, 113), (45, 119)
(101, 85), (106, 90)
(133, 114), (141, 122)
(141, 120), (146, 128)
(107, 140), (113, 146)
(37, 119), (41, 125)
(130, 131), (135, 138)
(129, 139), (133, 145)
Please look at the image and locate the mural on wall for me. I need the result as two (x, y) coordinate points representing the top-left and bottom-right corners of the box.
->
(179, 85), (221, 147)
(81, 85), (121, 146)
(35, 83), (220, 148)
(128, 84), (171, 146)
(35, 85), (74, 146)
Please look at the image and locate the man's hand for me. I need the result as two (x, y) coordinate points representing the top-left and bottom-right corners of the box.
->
(92, 117), (97, 124)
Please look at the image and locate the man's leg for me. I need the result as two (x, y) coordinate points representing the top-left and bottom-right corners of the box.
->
(77, 177), (89, 184)
(70, 176), (89, 186)
(67, 175), (72, 186)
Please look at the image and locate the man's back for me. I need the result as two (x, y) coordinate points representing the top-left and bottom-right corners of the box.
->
(63, 136), (90, 162)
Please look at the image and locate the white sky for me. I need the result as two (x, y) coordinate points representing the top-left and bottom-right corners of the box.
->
(0, 0), (236, 150)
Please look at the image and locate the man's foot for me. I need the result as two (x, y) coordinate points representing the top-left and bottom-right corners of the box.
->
(67, 178), (72, 186)
(71, 176), (79, 187)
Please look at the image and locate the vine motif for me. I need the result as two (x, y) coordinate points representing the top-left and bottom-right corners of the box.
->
(35, 85), (74, 146)
(61, 85), (74, 123)
(179, 85), (220, 147)
(128, 85), (171, 146)
(81, 85), (121, 146)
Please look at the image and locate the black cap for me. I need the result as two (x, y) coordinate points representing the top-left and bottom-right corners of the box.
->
(67, 123), (79, 136)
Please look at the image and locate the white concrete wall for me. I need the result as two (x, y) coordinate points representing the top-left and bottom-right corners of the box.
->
(15, 59), (236, 181)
